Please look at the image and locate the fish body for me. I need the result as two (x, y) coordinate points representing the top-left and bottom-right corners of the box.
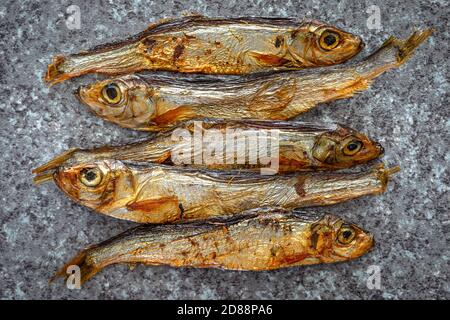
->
(32, 120), (383, 174)
(45, 15), (363, 85)
(76, 30), (431, 131)
(36, 160), (399, 223)
(52, 211), (374, 284)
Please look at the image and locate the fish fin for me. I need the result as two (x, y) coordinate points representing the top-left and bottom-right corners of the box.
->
(181, 11), (204, 18)
(383, 29), (434, 66)
(44, 55), (69, 86)
(152, 106), (195, 127)
(324, 79), (371, 102)
(126, 197), (181, 223)
(32, 148), (79, 174)
(248, 79), (296, 112)
(248, 51), (290, 67)
(396, 29), (434, 64)
(143, 14), (207, 34)
(144, 18), (176, 31)
(373, 164), (401, 193)
(32, 172), (54, 185)
(278, 146), (311, 169)
(272, 252), (309, 267)
(156, 151), (173, 164)
(32, 148), (80, 185)
(49, 248), (100, 286)
(127, 263), (137, 271)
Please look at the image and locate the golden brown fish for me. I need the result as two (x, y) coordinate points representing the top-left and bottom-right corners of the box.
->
(33, 159), (399, 223)
(75, 29), (431, 131)
(52, 210), (374, 284)
(32, 120), (384, 175)
(45, 15), (363, 85)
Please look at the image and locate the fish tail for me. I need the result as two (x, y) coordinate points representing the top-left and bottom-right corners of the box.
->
(358, 28), (433, 81)
(44, 55), (69, 86)
(50, 248), (100, 286)
(374, 164), (400, 193)
(45, 42), (148, 85)
(389, 28), (434, 65)
(32, 148), (79, 174)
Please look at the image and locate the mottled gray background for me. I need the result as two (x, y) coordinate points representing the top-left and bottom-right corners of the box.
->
(0, 0), (448, 300)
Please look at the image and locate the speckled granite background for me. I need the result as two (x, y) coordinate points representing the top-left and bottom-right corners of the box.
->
(0, 0), (448, 300)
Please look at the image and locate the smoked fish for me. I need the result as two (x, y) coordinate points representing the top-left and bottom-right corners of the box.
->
(45, 15), (363, 85)
(32, 120), (384, 174)
(74, 29), (432, 131)
(33, 160), (399, 223)
(52, 210), (374, 284)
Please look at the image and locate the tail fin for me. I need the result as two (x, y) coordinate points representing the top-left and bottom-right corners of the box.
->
(44, 55), (68, 86)
(383, 29), (434, 66)
(354, 29), (433, 93)
(373, 163), (401, 193)
(50, 248), (101, 286)
(32, 148), (79, 185)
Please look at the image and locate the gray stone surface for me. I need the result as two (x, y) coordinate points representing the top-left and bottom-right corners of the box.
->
(0, 0), (448, 300)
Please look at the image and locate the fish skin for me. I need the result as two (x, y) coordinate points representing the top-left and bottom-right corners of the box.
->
(35, 159), (399, 223)
(45, 15), (363, 85)
(32, 120), (384, 174)
(74, 29), (432, 131)
(51, 210), (374, 284)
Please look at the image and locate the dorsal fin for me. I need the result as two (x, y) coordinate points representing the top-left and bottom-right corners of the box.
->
(142, 14), (208, 35)
(140, 16), (304, 37)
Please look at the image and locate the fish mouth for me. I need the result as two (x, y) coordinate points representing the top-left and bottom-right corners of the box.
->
(346, 36), (365, 60)
(75, 84), (106, 113)
(50, 169), (81, 202)
(368, 234), (375, 250)
(375, 142), (384, 156)
(74, 86), (90, 106)
(357, 38), (365, 51)
(52, 169), (67, 191)
(73, 87), (81, 97)
(358, 233), (375, 256)
(74, 85), (89, 104)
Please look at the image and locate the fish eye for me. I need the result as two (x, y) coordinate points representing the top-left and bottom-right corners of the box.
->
(337, 225), (356, 245)
(80, 167), (103, 187)
(101, 83), (122, 105)
(343, 140), (363, 156)
(319, 31), (340, 50)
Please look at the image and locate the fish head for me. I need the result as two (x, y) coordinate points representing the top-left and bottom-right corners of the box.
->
(310, 215), (374, 262)
(312, 125), (384, 168)
(52, 160), (134, 210)
(76, 76), (157, 129)
(289, 22), (363, 66)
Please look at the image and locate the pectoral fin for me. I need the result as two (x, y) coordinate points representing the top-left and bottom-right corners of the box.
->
(248, 79), (296, 112)
(126, 197), (181, 223)
(249, 51), (290, 67)
(152, 106), (195, 127)
(278, 146), (310, 171)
